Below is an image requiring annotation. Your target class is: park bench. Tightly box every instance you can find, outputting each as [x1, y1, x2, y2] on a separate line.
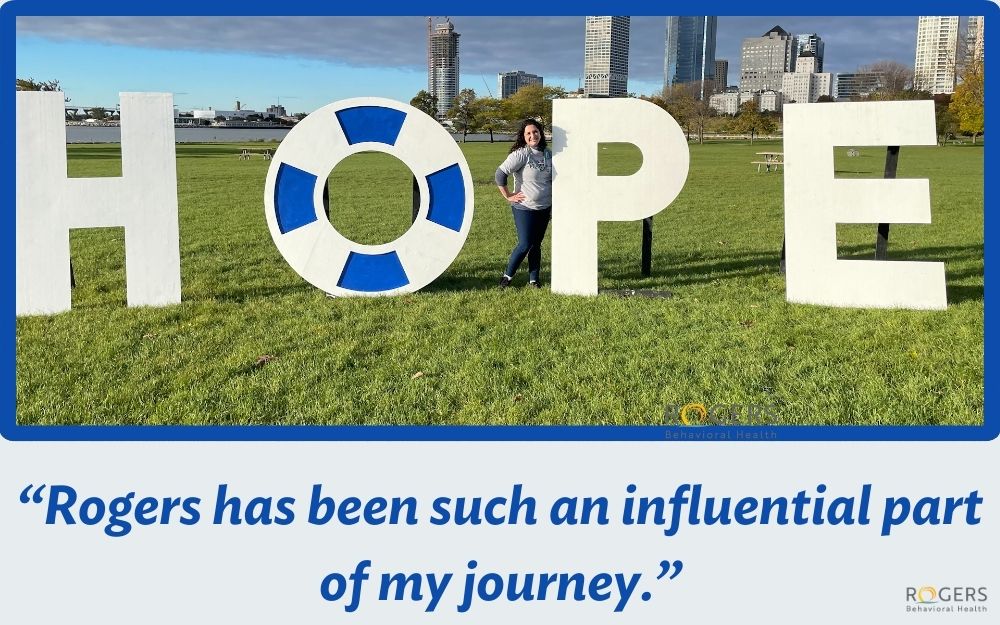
[238, 148, 273, 160]
[752, 151, 783, 172]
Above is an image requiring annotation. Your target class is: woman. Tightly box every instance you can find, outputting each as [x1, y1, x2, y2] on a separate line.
[495, 118, 552, 288]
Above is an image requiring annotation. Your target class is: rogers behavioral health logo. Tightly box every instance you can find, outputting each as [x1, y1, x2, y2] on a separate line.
[663, 402, 781, 440]
[905, 586, 989, 614]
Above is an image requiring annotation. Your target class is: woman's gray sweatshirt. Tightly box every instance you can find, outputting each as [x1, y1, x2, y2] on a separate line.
[494, 146, 552, 210]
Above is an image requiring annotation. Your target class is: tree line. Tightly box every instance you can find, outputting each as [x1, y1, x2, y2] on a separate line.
[19, 65, 982, 145]
[857, 59, 984, 144]
[410, 84, 567, 141]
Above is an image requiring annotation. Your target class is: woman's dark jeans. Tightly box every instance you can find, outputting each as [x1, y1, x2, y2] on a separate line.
[505, 205, 552, 282]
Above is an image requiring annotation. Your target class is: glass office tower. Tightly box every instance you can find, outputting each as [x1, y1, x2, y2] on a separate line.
[663, 16, 718, 99]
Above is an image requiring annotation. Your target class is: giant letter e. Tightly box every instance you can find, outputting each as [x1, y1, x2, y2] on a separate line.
[784, 101, 946, 309]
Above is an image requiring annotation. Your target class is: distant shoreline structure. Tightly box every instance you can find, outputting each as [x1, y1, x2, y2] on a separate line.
[64, 125, 517, 144]
[66, 121, 290, 129]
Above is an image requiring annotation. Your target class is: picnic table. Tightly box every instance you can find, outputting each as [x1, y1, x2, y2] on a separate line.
[752, 151, 783, 172]
[238, 148, 273, 160]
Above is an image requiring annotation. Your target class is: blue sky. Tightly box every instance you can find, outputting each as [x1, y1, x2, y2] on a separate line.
[15, 15, 927, 114]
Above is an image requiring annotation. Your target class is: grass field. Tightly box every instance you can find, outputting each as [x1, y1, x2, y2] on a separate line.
[15, 139, 984, 426]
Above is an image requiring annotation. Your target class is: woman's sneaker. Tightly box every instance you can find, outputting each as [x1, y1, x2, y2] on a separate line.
[498, 276, 512, 288]
[529, 280, 542, 289]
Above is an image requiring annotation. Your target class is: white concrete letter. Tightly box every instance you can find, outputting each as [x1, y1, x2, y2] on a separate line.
[16, 92, 181, 316]
[783, 101, 945, 309]
[550, 98, 689, 295]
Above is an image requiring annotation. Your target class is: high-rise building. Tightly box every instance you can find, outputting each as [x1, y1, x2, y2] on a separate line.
[663, 16, 718, 99]
[714, 59, 729, 93]
[781, 51, 832, 103]
[966, 15, 984, 62]
[834, 72, 883, 101]
[498, 71, 543, 99]
[739, 25, 798, 94]
[796, 33, 825, 72]
[913, 16, 960, 94]
[584, 16, 630, 97]
[428, 18, 460, 117]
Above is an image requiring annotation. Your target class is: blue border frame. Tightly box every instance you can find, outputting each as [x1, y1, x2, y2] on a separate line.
[3, 0, 994, 441]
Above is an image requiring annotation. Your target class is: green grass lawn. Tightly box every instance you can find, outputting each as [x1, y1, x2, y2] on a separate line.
[15, 140, 984, 426]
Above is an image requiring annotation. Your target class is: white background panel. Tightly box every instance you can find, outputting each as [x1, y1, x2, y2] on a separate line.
[1, 439, 995, 623]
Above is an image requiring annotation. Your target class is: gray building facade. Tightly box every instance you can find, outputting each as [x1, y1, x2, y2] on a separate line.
[835, 72, 883, 100]
[498, 71, 543, 99]
[428, 18, 460, 117]
[739, 25, 798, 94]
[715, 59, 729, 93]
[584, 16, 630, 97]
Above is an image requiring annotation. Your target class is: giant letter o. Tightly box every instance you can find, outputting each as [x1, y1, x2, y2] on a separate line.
[264, 97, 474, 296]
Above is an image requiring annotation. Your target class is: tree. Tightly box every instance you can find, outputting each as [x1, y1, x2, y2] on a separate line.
[935, 102, 959, 144]
[16, 77, 62, 91]
[89, 107, 107, 121]
[409, 90, 438, 118]
[447, 88, 480, 141]
[949, 58, 984, 143]
[861, 60, 913, 94]
[660, 84, 696, 139]
[816, 95, 835, 103]
[687, 99, 714, 144]
[502, 84, 566, 129]
[474, 97, 506, 143]
[854, 61, 928, 103]
[653, 81, 715, 143]
[731, 101, 775, 145]
[16, 77, 70, 102]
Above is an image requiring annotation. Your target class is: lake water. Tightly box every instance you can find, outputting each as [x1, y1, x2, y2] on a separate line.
[65, 126, 514, 144]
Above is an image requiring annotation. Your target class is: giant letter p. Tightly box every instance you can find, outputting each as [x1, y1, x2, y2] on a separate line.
[550, 99, 689, 295]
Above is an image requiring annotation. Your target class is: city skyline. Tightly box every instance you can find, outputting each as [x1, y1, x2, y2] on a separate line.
[16, 16, 922, 113]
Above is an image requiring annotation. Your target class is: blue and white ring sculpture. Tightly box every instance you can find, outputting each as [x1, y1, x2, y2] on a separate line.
[264, 97, 474, 296]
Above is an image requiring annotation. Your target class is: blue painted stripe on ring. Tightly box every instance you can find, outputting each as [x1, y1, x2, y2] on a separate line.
[337, 251, 410, 292]
[335, 106, 407, 145]
[425, 163, 464, 232]
[275, 163, 319, 234]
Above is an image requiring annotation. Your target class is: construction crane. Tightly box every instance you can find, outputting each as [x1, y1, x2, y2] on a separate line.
[481, 76, 494, 98]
